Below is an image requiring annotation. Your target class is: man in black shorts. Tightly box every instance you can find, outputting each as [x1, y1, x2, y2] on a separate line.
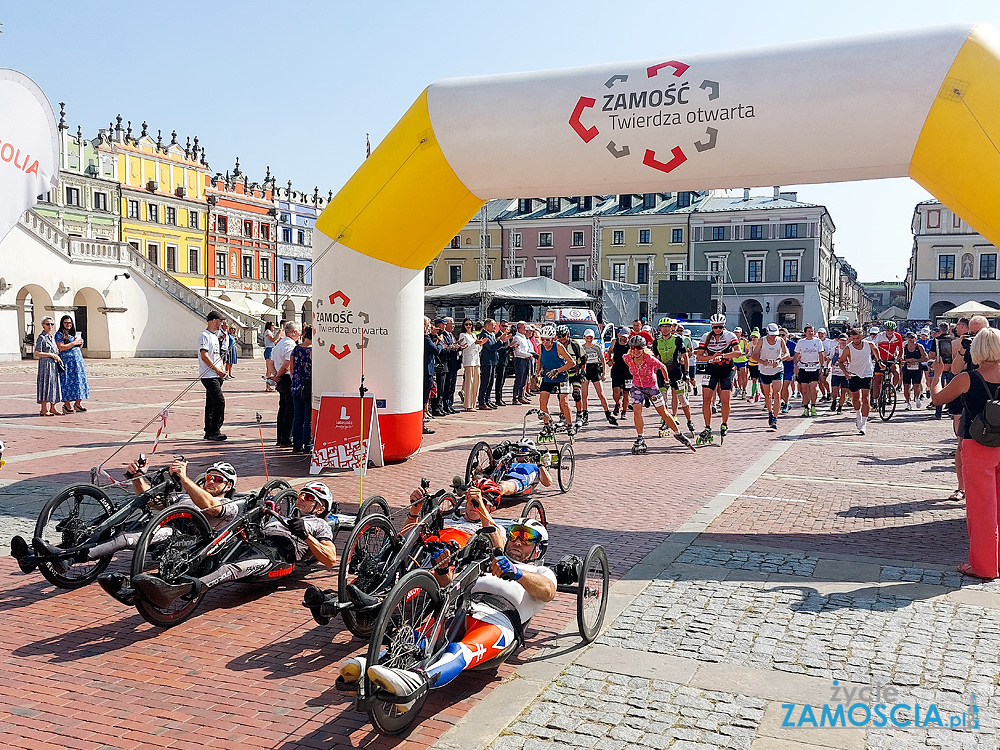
[556, 325, 587, 429]
[695, 313, 739, 443]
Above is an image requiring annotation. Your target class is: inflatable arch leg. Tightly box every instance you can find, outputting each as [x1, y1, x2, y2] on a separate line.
[312, 23, 1000, 461]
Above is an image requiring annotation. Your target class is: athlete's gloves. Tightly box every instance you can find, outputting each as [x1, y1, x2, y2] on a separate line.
[288, 517, 309, 541]
[495, 555, 522, 581]
[545, 369, 560, 379]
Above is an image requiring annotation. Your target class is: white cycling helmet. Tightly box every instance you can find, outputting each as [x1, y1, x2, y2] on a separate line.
[297, 481, 333, 515]
[505, 517, 548, 562]
[540, 325, 557, 339]
[207, 461, 238, 485]
[709, 313, 727, 325]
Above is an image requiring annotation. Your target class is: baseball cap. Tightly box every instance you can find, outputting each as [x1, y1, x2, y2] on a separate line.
[766, 323, 779, 334]
[869, 326, 880, 334]
[433, 318, 446, 325]
[817, 327, 827, 333]
[584, 328, 595, 338]
[734, 327, 742, 333]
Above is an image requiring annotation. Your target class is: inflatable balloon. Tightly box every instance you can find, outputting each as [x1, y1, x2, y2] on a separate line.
[312, 22, 1000, 461]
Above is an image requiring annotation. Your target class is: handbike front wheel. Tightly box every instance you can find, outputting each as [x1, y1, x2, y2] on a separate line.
[366, 569, 442, 735]
[34, 484, 116, 589]
[557, 443, 575, 492]
[465, 441, 495, 485]
[131, 505, 212, 627]
[255, 478, 292, 508]
[339, 514, 399, 638]
[520, 498, 547, 528]
[358, 495, 391, 520]
[577, 544, 609, 643]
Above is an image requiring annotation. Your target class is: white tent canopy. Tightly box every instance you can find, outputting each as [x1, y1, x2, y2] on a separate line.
[424, 276, 594, 304]
[877, 305, 909, 320]
[939, 301, 1000, 319]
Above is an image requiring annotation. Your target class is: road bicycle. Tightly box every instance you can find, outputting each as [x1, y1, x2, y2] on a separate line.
[876, 360, 898, 421]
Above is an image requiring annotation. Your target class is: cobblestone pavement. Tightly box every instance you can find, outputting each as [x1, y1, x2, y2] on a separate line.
[1, 362, 993, 750]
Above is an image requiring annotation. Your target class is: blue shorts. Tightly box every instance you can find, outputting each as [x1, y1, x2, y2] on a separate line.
[735, 361, 747, 369]
[831, 374, 849, 389]
[783, 366, 795, 381]
[505, 463, 540, 494]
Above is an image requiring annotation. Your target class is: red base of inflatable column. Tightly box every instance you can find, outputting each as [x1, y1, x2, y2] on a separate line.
[378, 411, 423, 463]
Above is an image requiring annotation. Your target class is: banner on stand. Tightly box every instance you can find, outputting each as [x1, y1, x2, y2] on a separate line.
[310, 393, 384, 475]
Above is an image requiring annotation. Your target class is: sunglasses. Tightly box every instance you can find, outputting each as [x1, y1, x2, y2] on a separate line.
[711, 325, 723, 329]
[629, 344, 645, 349]
[204, 473, 227, 484]
[508, 525, 542, 544]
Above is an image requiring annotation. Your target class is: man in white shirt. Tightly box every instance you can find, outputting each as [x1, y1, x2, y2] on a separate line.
[271, 321, 300, 447]
[199, 311, 228, 440]
[793, 324, 826, 417]
[511, 321, 535, 404]
[817, 328, 837, 402]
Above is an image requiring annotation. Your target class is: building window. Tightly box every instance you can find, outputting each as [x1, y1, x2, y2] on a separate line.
[710, 260, 719, 274]
[639, 229, 651, 245]
[539, 232, 553, 247]
[547, 197, 559, 212]
[297, 229, 305, 245]
[147, 242, 159, 265]
[296, 265, 306, 283]
[280, 212, 290, 223]
[539, 265, 553, 278]
[938, 254, 955, 280]
[748, 225, 763, 240]
[637, 262, 649, 284]
[612, 230, 624, 246]
[612, 262, 626, 283]
[643, 193, 655, 209]
[93, 192, 107, 211]
[572, 231, 584, 247]
[712, 226, 725, 241]
[571, 263, 586, 282]
[164, 206, 175, 225]
[425, 266, 434, 285]
[485, 264, 494, 280]
[512, 264, 524, 278]
[189, 248, 199, 274]
[283, 263, 292, 282]
[747, 259, 764, 283]
[282, 227, 291, 243]
[677, 192, 691, 208]
[127, 199, 139, 219]
[244, 220, 253, 237]
[259, 257, 270, 279]
[512, 232, 522, 249]
[189, 211, 199, 229]
[243, 256, 253, 278]
[618, 195, 632, 210]
[782, 258, 799, 282]
[518, 198, 531, 214]
[450, 265, 462, 284]
[217, 216, 227, 233]
[260, 224, 269, 241]
[216, 252, 227, 277]
[981, 253, 997, 280]
[65, 186, 80, 206]
[671, 228, 683, 244]
[484, 234, 491, 249]
[669, 262, 683, 280]
[127, 240, 140, 253]
[166, 245, 177, 272]
[148, 204, 159, 223]
[784, 224, 799, 239]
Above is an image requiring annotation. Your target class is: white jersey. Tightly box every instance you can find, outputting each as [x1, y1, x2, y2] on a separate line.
[472, 563, 557, 622]
[844, 341, 876, 378]
[795, 338, 824, 372]
[821, 339, 838, 362]
[757, 336, 785, 376]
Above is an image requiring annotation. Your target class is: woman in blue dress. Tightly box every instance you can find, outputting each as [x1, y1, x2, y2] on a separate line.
[34, 317, 63, 416]
[55, 315, 90, 412]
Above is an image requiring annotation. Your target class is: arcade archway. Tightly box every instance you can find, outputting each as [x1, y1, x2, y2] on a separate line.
[73, 287, 110, 358]
[16, 284, 53, 358]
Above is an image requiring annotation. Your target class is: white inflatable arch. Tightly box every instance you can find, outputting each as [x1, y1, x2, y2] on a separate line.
[312, 23, 1000, 461]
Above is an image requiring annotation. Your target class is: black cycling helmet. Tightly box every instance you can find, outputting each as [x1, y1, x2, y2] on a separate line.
[627, 334, 647, 349]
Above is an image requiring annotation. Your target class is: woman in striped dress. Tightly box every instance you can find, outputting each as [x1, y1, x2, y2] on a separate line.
[34, 317, 63, 416]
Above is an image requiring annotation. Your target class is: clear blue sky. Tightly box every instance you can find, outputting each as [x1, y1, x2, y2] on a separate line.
[4, 0, 999, 281]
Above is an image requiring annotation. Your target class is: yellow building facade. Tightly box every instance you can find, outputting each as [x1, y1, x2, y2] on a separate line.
[97, 123, 211, 289]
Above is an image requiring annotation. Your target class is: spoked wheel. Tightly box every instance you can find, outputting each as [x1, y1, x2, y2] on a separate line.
[577, 544, 609, 643]
[131, 506, 212, 627]
[255, 478, 292, 507]
[358, 495, 391, 520]
[520, 498, 547, 528]
[878, 382, 897, 421]
[465, 441, 495, 485]
[557, 443, 575, 492]
[269, 489, 299, 518]
[34, 484, 117, 588]
[366, 570, 442, 735]
[339, 514, 400, 638]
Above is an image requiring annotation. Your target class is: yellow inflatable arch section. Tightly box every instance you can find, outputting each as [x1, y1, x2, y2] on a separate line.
[312, 23, 1000, 461]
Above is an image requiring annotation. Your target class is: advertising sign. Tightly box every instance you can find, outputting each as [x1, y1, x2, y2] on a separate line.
[310, 393, 384, 475]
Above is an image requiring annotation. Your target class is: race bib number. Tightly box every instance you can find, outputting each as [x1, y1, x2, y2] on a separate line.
[625, 379, 633, 389]
[906, 361, 919, 370]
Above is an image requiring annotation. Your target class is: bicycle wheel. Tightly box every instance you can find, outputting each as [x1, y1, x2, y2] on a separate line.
[269, 489, 298, 518]
[878, 382, 897, 421]
[577, 545, 609, 643]
[131, 506, 212, 627]
[519, 498, 547, 528]
[255, 478, 292, 507]
[359, 495, 391, 520]
[557, 443, 575, 492]
[465, 441, 495, 485]
[34, 484, 117, 589]
[339, 514, 400, 638]
[366, 570, 442, 735]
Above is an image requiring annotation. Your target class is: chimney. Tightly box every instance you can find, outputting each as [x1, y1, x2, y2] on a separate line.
[773, 186, 781, 200]
[743, 188, 750, 201]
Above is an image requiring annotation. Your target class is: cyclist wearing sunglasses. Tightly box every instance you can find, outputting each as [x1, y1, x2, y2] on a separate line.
[695, 313, 739, 444]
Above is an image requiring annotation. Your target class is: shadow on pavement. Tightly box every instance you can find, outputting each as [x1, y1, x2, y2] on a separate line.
[836, 495, 965, 518]
[12, 613, 160, 661]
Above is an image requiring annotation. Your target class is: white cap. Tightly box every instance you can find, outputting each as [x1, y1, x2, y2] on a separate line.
[817, 327, 827, 333]
[642, 325, 651, 332]
[766, 323, 779, 334]
[584, 328, 595, 338]
[869, 326, 880, 334]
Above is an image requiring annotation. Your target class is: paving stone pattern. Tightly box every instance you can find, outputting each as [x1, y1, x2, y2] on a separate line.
[676, 544, 818, 576]
[497, 665, 764, 750]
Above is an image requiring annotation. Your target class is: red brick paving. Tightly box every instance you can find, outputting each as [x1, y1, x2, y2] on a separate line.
[0, 361, 967, 747]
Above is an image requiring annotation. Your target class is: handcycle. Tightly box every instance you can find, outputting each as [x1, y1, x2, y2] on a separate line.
[309, 478, 547, 639]
[465, 409, 575, 493]
[7, 454, 269, 589]
[875, 359, 898, 421]
[126, 487, 387, 627]
[348, 525, 610, 734]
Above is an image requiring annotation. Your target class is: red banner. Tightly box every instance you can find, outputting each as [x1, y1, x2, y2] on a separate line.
[310, 393, 383, 475]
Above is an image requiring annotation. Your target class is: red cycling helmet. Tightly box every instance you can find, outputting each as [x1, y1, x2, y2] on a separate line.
[471, 478, 502, 512]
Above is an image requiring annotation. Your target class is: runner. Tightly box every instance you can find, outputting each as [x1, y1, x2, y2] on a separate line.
[746, 329, 761, 403]
[534, 325, 575, 435]
[580, 329, 617, 426]
[652, 317, 695, 438]
[607, 327, 632, 417]
[779, 328, 796, 414]
[837, 327, 880, 435]
[793, 324, 825, 417]
[829, 333, 851, 414]
[624, 335, 695, 454]
[695, 313, 740, 445]
[555, 325, 586, 429]
[750, 323, 789, 430]
[817, 328, 837, 402]
[901, 331, 928, 410]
